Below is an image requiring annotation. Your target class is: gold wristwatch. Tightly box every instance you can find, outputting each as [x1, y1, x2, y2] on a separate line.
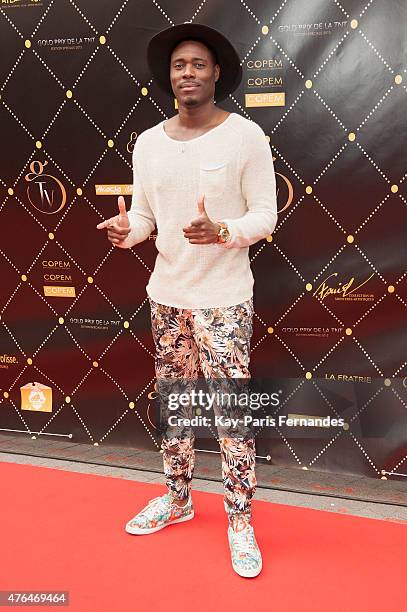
[216, 222, 231, 244]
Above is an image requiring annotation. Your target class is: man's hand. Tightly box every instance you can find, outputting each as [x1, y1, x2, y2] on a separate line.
[183, 196, 220, 244]
[96, 196, 131, 246]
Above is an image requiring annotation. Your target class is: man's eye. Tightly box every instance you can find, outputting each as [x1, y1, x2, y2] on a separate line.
[174, 63, 205, 69]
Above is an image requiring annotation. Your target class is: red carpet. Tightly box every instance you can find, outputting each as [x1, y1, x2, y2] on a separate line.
[1, 461, 405, 612]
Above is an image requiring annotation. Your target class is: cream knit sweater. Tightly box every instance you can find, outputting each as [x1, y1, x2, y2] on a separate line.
[120, 112, 277, 308]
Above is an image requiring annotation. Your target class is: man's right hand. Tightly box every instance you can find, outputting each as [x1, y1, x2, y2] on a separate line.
[96, 196, 130, 246]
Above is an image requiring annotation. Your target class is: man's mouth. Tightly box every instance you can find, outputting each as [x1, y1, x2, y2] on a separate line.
[180, 84, 200, 91]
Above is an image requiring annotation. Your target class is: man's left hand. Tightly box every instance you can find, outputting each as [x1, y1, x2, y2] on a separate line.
[183, 196, 219, 244]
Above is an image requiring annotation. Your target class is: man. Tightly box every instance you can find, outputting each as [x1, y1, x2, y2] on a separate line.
[97, 23, 277, 578]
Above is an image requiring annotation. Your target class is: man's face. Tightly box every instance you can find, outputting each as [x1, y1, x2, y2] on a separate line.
[170, 39, 220, 107]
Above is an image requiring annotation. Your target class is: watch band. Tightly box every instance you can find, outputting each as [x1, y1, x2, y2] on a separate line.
[217, 222, 231, 244]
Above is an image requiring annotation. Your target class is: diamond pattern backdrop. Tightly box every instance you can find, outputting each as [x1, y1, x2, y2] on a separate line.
[0, 0, 406, 480]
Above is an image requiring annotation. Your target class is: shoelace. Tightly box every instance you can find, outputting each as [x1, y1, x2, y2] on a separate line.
[231, 527, 257, 554]
[139, 495, 169, 519]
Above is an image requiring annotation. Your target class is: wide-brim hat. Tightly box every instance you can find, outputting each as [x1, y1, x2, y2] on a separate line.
[147, 23, 242, 102]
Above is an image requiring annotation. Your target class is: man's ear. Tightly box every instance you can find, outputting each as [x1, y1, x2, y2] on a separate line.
[214, 63, 220, 83]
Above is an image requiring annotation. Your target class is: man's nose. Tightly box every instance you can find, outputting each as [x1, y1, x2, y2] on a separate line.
[182, 63, 196, 78]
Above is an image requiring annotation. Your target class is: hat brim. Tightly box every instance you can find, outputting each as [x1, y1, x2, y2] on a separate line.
[147, 23, 242, 103]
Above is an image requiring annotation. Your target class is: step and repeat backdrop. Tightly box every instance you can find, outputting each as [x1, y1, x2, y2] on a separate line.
[0, 0, 406, 480]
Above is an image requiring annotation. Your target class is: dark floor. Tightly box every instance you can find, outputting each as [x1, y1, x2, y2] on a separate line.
[2, 451, 406, 523]
[0, 432, 405, 506]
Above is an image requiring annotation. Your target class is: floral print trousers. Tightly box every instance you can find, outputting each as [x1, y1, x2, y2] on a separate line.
[149, 297, 257, 524]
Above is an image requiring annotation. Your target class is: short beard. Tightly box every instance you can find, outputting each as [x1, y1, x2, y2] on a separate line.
[183, 96, 200, 107]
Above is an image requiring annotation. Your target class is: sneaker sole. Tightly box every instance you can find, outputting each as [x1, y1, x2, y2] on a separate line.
[231, 559, 262, 578]
[125, 510, 195, 535]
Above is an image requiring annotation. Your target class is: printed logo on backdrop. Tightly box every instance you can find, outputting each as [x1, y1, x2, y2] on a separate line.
[127, 132, 138, 154]
[146, 383, 159, 431]
[278, 20, 348, 37]
[244, 54, 285, 108]
[245, 92, 285, 108]
[69, 317, 121, 332]
[42, 260, 76, 299]
[36, 36, 96, 52]
[273, 155, 294, 215]
[94, 131, 138, 195]
[246, 58, 283, 89]
[0, 353, 19, 369]
[1, 0, 43, 8]
[278, 273, 376, 340]
[95, 184, 133, 196]
[20, 382, 52, 413]
[313, 272, 375, 302]
[25, 161, 66, 215]
[280, 326, 344, 339]
[324, 373, 372, 383]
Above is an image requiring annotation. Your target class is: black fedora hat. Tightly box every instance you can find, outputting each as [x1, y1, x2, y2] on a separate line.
[147, 23, 242, 102]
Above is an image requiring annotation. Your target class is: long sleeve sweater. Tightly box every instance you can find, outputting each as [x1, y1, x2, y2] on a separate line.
[119, 112, 278, 309]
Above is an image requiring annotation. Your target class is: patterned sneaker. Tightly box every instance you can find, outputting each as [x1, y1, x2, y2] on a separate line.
[125, 493, 194, 535]
[228, 523, 262, 578]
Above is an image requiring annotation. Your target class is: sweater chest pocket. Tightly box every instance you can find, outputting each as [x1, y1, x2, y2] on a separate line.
[199, 162, 228, 198]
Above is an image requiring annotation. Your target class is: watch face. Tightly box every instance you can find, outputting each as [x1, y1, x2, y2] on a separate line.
[217, 223, 230, 243]
[220, 227, 230, 242]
